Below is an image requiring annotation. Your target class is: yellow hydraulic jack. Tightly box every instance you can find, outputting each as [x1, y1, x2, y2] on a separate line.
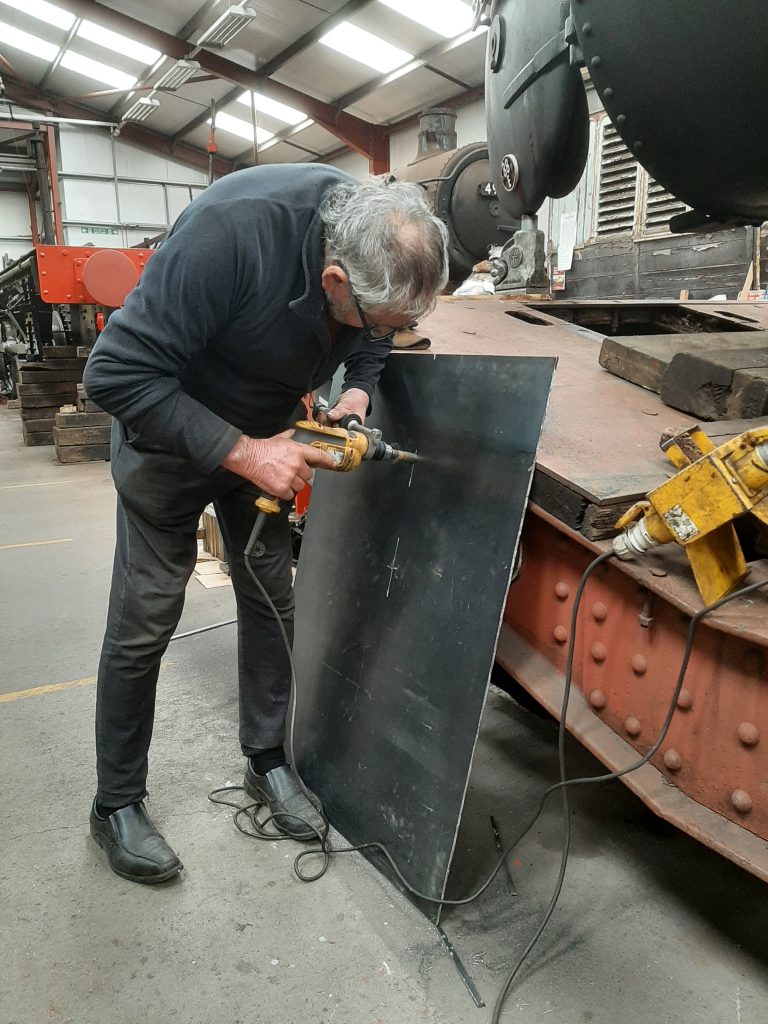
[613, 425, 768, 604]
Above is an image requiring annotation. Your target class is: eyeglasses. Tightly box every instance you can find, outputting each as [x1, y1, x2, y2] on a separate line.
[351, 294, 399, 343]
[335, 259, 406, 343]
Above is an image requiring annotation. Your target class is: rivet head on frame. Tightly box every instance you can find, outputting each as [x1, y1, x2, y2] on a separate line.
[737, 722, 760, 747]
[591, 642, 607, 663]
[603, 87, 614, 100]
[731, 789, 753, 814]
[663, 749, 682, 772]
[592, 602, 608, 622]
[591, 56, 602, 69]
[677, 688, 693, 710]
[624, 716, 641, 737]
[589, 689, 607, 710]
[555, 581, 570, 600]
[553, 625, 568, 644]
[616, 114, 627, 127]
[631, 654, 647, 675]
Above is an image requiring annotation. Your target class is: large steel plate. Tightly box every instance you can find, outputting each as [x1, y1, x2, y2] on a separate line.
[292, 352, 555, 917]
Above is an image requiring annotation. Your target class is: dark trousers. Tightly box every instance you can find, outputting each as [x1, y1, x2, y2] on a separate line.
[95, 426, 294, 806]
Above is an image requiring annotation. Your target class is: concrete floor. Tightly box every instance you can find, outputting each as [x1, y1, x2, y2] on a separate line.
[1, 403, 767, 1024]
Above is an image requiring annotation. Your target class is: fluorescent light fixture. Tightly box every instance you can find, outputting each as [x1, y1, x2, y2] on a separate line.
[196, 4, 258, 48]
[236, 91, 307, 126]
[60, 50, 137, 90]
[209, 111, 274, 144]
[77, 19, 161, 66]
[123, 96, 159, 123]
[0, 21, 59, 61]
[378, 0, 473, 38]
[155, 59, 201, 91]
[0, 0, 74, 31]
[320, 22, 414, 73]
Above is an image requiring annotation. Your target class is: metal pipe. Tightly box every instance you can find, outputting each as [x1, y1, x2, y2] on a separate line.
[30, 128, 55, 244]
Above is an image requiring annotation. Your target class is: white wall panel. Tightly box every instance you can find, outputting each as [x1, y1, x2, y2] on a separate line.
[455, 100, 487, 146]
[61, 178, 119, 223]
[58, 126, 114, 175]
[118, 182, 167, 225]
[0, 192, 33, 239]
[167, 185, 206, 224]
[328, 151, 369, 179]
[114, 140, 207, 184]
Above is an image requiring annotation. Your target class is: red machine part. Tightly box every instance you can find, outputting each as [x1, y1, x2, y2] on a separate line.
[500, 504, 768, 882]
[34, 244, 153, 306]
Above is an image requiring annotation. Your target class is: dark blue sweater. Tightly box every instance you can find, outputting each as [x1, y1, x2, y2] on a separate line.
[83, 164, 392, 473]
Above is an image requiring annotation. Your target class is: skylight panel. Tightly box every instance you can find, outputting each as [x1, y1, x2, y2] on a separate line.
[209, 112, 274, 145]
[0, 21, 59, 61]
[59, 50, 138, 90]
[236, 91, 308, 127]
[378, 0, 473, 38]
[0, 0, 74, 31]
[77, 20, 161, 66]
[320, 22, 414, 73]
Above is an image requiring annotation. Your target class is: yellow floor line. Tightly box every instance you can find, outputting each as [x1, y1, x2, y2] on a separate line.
[0, 479, 76, 490]
[0, 538, 72, 551]
[0, 676, 97, 704]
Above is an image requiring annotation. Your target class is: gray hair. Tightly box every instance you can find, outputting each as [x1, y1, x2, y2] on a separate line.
[320, 178, 449, 320]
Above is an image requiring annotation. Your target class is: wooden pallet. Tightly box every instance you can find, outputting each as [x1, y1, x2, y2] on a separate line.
[54, 409, 111, 463]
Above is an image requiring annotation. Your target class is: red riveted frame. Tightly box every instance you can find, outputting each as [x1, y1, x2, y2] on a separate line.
[499, 504, 768, 882]
[34, 245, 154, 305]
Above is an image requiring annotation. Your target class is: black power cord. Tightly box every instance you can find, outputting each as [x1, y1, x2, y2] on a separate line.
[198, 527, 768, 1021]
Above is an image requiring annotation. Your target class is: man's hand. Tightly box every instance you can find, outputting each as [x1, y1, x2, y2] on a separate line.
[324, 388, 369, 426]
[221, 431, 336, 500]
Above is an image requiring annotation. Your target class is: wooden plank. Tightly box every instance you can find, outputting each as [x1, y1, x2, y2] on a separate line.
[18, 393, 71, 408]
[661, 347, 768, 419]
[53, 425, 112, 445]
[17, 381, 78, 397]
[40, 346, 78, 359]
[55, 443, 111, 463]
[20, 404, 60, 419]
[19, 368, 85, 384]
[599, 331, 768, 392]
[23, 417, 59, 432]
[38, 358, 87, 371]
[55, 411, 112, 428]
[22, 429, 54, 446]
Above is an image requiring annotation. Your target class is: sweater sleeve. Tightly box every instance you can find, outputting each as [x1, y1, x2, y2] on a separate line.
[83, 200, 252, 473]
[341, 336, 393, 402]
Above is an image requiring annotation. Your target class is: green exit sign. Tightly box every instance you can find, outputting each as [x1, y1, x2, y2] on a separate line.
[80, 226, 120, 236]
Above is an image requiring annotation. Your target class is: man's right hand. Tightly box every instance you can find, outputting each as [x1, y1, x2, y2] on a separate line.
[221, 431, 336, 500]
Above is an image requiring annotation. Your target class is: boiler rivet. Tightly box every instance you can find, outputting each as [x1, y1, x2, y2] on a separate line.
[553, 625, 568, 644]
[624, 716, 641, 737]
[592, 602, 608, 622]
[591, 56, 602, 69]
[603, 87, 614, 99]
[631, 654, 647, 675]
[737, 722, 759, 746]
[591, 642, 607, 663]
[589, 689, 607, 710]
[582, 21, 593, 35]
[731, 789, 753, 814]
[677, 689, 693, 710]
[555, 581, 570, 600]
[616, 114, 627, 126]
[663, 749, 682, 772]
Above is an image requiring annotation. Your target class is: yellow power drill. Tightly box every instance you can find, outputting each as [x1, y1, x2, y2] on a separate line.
[254, 397, 419, 517]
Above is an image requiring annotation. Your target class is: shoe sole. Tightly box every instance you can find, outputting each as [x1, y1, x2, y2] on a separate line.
[91, 831, 183, 884]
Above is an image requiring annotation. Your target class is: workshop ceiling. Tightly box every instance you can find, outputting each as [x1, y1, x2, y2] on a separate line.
[0, 0, 487, 171]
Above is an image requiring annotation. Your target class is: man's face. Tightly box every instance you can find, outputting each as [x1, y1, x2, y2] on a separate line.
[322, 265, 414, 341]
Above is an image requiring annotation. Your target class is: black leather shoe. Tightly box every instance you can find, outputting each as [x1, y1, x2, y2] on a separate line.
[90, 800, 183, 884]
[243, 763, 326, 841]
